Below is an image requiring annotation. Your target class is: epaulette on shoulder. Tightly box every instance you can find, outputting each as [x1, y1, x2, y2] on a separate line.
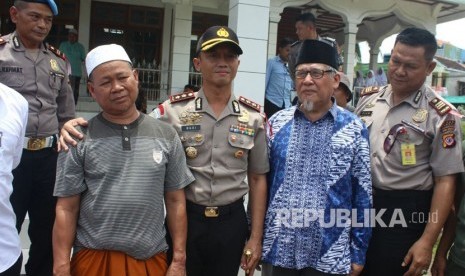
[169, 92, 195, 103]
[47, 44, 66, 61]
[360, 86, 380, 97]
[0, 37, 7, 46]
[429, 97, 452, 116]
[238, 96, 261, 112]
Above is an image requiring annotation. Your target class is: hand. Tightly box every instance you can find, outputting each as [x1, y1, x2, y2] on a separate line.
[349, 263, 364, 276]
[240, 239, 262, 276]
[166, 260, 186, 276]
[402, 239, 433, 276]
[58, 117, 87, 152]
[430, 254, 447, 276]
[53, 262, 71, 276]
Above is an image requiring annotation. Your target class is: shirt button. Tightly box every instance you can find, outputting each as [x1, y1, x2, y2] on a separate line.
[124, 137, 129, 141]
[372, 152, 377, 157]
[214, 145, 218, 148]
[123, 126, 128, 130]
[216, 123, 221, 127]
[381, 129, 385, 133]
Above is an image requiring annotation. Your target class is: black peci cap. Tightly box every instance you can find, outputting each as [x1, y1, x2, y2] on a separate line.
[196, 26, 243, 55]
[295, 39, 338, 69]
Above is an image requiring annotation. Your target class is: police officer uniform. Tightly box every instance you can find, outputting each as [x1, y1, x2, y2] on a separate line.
[355, 84, 464, 275]
[0, 24, 75, 276]
[151, 88, 269, 275]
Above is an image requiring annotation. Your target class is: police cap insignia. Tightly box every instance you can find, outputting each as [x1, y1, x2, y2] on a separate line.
[196, 26, 242, 55]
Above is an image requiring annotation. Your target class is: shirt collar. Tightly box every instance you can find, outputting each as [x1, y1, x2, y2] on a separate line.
[378, 84, 423, 108]
[195, 88, 241, 117]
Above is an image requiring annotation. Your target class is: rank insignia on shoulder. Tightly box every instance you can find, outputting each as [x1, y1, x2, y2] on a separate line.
[238, 96, 261, 112]
[360, 86, 380, 97]
[169, 92, 195, 103]
[47, 44, 66, 61]
[429, 97, 451, 116]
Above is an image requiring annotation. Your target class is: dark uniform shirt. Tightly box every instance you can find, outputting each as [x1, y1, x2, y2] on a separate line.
[0, 32, 75, 137]
[150, 88, 269, 206]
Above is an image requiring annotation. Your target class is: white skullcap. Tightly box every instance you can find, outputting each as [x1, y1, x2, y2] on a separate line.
[85, 44, 132, 77]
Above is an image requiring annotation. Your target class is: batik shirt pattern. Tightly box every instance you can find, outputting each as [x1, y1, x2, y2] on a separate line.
[262, 104, 372, 274]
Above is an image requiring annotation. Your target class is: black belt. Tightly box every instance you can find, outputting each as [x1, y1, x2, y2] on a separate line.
[186, 199, 244, 218]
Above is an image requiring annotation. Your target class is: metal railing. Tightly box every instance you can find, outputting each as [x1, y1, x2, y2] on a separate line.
[137, 68, 202, 103]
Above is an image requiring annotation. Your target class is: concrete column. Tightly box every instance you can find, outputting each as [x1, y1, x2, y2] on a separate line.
[267, 10, 281, 60]
[342, 20, 358, 84]
[229, 0, 270, 106]
[368, 43, 379, 71]
[170, 3, 193, 94]
[77, 0, 91, 99]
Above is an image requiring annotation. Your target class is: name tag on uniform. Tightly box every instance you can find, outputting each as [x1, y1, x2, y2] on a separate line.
[181, 125, 201, 132]
[401, 143, 416, 165]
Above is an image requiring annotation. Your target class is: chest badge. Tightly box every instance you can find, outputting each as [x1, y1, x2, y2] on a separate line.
[238, 109, 249, 123]
[50, 59, 59, 72]
[412, 109, 428, 123]
[185, 146, 198, 159]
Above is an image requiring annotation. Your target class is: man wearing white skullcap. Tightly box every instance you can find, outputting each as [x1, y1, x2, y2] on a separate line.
[52, 44, 194, 276]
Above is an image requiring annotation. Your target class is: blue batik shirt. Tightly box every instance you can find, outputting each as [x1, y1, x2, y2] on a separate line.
[265, 56, 293, 108]
[262, 103, 372, 274]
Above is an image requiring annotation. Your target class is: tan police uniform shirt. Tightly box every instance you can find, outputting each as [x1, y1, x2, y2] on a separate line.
[0, 32, 75, 137]
[355, 84, 464, 190]
[151, 88, 269, 206]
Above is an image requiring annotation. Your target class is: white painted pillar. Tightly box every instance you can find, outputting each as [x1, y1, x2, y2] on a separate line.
[368, 43, 379, 71]
[267, 10, 281, 60]
[342, 20, 358, 84]
[229, 0, 270, 106]
[170, 3, 193, 94]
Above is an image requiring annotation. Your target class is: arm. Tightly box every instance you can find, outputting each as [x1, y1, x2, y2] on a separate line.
[57, 118, 88, 152]
[240, 172, 267, 276]
[431, 175, 465, 276]
[403, 174, 456, 276]
[53, 195, 80, 276]
[265, 59, 273, 91]
[165, 188, 187, 276]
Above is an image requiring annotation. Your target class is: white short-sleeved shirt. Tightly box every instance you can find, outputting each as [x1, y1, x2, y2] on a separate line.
[0, 83, 28, 272]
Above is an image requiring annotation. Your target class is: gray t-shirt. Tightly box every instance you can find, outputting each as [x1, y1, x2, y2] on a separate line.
[54, 113, 194, 260]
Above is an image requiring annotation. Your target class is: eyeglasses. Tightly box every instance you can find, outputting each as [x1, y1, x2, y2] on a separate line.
[295, 68, 334, 79]
[383, 124, 408, 154]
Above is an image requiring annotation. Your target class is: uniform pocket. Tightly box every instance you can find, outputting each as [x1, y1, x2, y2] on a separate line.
[49, 71, 64, 91]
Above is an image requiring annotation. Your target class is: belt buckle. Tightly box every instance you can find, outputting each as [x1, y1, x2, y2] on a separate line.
[27, 138, 46, 150]
[204, 207, 219, 217]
